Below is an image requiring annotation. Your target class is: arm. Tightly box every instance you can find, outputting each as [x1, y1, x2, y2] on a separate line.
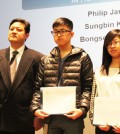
[89, 75, 97, 124]
[64, 53, 93, 120]
[30, 57, 49, 119]
[80, 53, 93, 114]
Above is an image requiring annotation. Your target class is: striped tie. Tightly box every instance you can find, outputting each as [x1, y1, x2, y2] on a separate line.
[10, 51, 18, 82]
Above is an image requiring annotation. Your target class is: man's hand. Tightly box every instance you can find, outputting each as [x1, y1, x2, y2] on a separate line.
[35, 109, 49, 119]
[64, 109, 83, 120]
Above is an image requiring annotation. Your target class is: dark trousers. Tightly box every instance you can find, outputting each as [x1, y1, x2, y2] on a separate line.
[0, 131, 35, 134]
[96, 127, 116, 134]
[48, 115, 84, 134]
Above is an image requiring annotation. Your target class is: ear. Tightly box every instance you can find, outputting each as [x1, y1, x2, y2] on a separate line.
[71, 31, 74, 37]
[25, 33, 29, 39]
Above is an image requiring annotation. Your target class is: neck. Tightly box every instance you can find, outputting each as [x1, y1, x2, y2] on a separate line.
[110, 57, 120, 67]
[59, 44, 72, 58]
[11, 43, 24, 50]
[118, 67, 120, 74]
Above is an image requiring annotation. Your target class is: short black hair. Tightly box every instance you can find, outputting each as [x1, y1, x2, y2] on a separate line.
[9, 18, 30, 33]
[52, 17, 73, 31]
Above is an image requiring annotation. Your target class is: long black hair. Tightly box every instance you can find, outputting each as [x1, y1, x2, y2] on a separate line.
[101, 29, 120, 75]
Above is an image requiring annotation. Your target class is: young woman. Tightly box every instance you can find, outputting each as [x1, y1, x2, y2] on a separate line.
[89, 29, 120, 134]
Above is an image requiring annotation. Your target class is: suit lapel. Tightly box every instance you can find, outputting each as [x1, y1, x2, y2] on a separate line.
[0, 48, 11, 89]
[11, 48, 34, 93]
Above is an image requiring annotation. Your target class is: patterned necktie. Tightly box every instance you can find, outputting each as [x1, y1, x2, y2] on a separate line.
[10, 51, 18, 82]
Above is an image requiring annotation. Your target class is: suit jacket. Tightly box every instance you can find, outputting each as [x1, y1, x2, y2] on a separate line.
[0, 47, 44, 132]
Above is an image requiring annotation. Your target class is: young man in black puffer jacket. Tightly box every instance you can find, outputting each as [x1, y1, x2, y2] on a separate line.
[31, 17, 93, 134]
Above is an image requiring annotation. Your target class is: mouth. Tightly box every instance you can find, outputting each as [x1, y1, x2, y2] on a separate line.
[110, 50, 117, 53]
[10, 35, 17, 38]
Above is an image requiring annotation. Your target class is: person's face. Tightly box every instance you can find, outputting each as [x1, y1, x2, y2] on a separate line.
[8, 22, 29, 45]
[52, 25, 74, 47]
[107, 36, 120, 58]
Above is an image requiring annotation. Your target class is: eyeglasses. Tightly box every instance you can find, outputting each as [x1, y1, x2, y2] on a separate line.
[51, 30, 71, 36]
[107, 41, 120, 48]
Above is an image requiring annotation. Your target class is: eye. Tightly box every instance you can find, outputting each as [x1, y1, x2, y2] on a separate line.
[60, 30, 65, 34]
[54, 31, 58, 34]
[114, 41, 119, 44]
[17, 28, 22, 32]
[10, 27, 14, 31]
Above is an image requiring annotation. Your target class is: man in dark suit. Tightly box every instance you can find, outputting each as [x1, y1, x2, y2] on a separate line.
[0, 18, 44, 134]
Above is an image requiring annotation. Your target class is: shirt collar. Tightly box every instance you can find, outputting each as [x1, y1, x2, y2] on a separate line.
[10, 45, 25, 56]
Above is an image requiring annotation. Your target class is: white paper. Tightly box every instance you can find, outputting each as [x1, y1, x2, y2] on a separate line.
[93, 97, 120, 126]
[41, 86, 76, 114]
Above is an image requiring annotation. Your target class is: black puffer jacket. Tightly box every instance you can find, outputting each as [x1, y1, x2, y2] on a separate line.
[31, 46, 93, 116]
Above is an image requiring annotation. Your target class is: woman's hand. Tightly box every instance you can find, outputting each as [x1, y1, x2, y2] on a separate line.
[113, 125, 120, 133]
[98, 125, 110, 131]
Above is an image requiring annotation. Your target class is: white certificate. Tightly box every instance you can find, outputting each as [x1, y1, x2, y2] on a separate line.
[93, 97, 120, 126]
[41, 86, 76, 114]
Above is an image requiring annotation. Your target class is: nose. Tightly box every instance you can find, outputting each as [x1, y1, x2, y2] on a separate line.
[111, 43, 115, 47]
[13, 29, 17, 32]
[57, 32, 62, 36]
[11, 28, 17, 33]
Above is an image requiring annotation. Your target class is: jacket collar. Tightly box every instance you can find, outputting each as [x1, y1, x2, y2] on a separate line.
[50, 45, 84, 57]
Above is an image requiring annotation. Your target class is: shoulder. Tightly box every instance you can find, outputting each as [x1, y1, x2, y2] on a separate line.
[41, 53, 52, 63]
[94, 67, 102, 77]
[0, 48, 7, 54]
[72, 46, 84, 53]
[27, 48, 44, 58]
[0, 48, 8, 57]
[26, 48, 44, 62]
[41, 47, 58, 60]
[72, 46, 89, 57]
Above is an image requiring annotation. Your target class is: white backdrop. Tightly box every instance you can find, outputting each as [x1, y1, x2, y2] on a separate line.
[0, 0, 120, 70]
